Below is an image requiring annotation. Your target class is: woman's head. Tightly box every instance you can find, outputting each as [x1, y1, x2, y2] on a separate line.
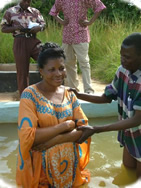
[38, 42, 66, 69]
[38, 42, 66, 87]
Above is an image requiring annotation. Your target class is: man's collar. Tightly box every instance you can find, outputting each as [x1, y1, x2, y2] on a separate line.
[121, 65, 141, 77]
[128, 67, 141, 78]
[17, 4, 33, 13]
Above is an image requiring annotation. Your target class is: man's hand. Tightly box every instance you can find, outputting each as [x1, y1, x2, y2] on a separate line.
[79, 19, 91, 27]
[61, 18, 69, 26]
[14, 25, 25, 31]
[68, 88, 79, 97]
[29, 26, 41, 33]
[77, 125, 95, 143]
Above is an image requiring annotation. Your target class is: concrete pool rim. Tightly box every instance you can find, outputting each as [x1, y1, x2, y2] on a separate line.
[0, 100, 118, 124]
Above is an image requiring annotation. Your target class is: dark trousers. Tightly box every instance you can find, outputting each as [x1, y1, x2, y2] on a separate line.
[13, 37, 41, 95]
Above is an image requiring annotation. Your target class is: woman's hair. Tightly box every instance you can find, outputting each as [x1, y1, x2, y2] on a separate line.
[122, 33, 141, 55]
[38, 42, 66, 69]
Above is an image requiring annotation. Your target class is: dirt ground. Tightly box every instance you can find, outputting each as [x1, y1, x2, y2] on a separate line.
[0, 75, 107, 102]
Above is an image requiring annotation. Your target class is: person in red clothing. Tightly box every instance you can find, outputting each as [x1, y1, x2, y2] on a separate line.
[1, 0, 45, 96]
[50, 0, 106, 94]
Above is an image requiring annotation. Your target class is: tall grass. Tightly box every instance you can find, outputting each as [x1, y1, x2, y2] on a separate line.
[0, 32, 14, 63]
[89, 17, 141, 83]
[0, 17, 140, 83]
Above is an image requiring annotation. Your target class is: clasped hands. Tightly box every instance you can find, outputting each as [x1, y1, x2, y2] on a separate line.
[32, 120, 97, 152]
[14, 25, 41, 33]
[60, 120, 97, 144]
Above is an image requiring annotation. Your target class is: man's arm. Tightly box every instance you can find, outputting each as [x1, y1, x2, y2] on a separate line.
[77, 110, 141, 143]
[53, 15, 69, 26]
[77, 93, 111, 103]
[69, 88, 112, 103]
[79, 11, 101, 27]
[95, 110, 141, 132]
[29, 9, 46, 34]
[79, 0, 106, 27]
[1, 24, 24, 33]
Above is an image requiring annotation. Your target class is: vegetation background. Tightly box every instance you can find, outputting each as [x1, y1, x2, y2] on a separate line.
[0, 0, 141, 83]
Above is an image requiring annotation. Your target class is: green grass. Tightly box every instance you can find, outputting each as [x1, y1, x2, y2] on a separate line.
[89, 17, 141, 83]
[0, 18, 141, 83]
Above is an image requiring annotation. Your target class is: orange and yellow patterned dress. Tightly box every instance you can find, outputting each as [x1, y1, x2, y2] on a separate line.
[16, 85, 91, 188]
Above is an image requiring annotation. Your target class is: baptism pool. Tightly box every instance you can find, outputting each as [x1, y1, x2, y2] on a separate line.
[0, 117, 138, 188]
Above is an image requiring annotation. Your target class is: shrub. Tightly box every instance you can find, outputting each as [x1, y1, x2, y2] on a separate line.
[0, 0, 140, 22]
[101, 0, 141, 21]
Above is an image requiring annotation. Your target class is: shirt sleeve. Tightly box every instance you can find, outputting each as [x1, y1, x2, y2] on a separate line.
[69, 91, 90, 169]
[49, 0, 62, 16]
[70, 91, 88, 126]
[104, 67, 121, 101]
[33, 8, 46, 27]
[18, 88, 38, 160]
[133, 97, 141, 111]
[0, 9, 12, 26]
[88, 0, 106, 13]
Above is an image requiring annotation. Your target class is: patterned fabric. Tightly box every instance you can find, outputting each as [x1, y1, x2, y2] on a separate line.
[104, 65, 141, 160]
[49, 0, 106, 44]
[1, 4, 45, 37]
[16, 85, 91, 188]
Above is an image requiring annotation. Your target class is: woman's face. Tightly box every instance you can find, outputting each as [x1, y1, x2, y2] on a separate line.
[40, 57, 66, 87]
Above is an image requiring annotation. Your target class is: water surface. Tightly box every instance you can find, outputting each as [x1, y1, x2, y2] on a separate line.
[0, 118, 137, 187]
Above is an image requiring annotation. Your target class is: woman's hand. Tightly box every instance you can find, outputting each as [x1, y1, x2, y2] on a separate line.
[64, 120, 75, 132]
[32, 129, 82, 151]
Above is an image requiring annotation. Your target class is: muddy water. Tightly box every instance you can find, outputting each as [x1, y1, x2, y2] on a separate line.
[87, 118, 137, 188]
[0, 123, 18, 187]
[0, 118, 138, 187]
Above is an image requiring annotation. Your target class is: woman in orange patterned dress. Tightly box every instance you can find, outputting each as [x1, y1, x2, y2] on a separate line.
[16, 42, 91, 188]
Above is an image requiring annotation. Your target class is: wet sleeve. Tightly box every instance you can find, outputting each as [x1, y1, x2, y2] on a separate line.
[18, 88, 38, 160]
[70, 92, 88, 127]
[70, 91, 91, 169]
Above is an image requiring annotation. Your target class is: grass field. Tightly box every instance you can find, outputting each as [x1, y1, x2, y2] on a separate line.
[0, 18, 141, 83]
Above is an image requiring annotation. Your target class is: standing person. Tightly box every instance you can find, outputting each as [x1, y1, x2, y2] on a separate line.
[49, 0, 106, 94]
[16, 42, 91, 187]
[1, 0, 45, 96]
[70, 33, 141, 178]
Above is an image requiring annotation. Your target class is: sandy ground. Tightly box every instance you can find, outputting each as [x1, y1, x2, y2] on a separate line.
[0, 75, 107, 102]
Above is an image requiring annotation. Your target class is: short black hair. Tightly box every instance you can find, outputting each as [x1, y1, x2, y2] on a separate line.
[38, 42, 66, 69]
[122, 33, 141, 55]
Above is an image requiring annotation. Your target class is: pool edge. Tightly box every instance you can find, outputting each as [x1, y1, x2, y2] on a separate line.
[0, 100, 118, 123]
